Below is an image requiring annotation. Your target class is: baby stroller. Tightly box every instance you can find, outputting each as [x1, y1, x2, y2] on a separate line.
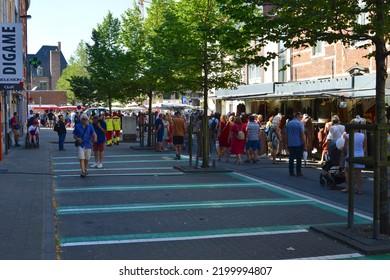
[319, 139, 345, 189]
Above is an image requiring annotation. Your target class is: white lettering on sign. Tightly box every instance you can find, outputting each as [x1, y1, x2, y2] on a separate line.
[0, 23, 23, 83]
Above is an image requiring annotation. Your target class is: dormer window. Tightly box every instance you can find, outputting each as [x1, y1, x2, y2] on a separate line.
[37, 66, 43, 76]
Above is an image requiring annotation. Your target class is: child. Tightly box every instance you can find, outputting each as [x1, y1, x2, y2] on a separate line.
[28, 120, 40, 146]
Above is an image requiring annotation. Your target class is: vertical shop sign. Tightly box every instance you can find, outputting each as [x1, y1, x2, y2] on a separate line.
[0, 23, 23, 84]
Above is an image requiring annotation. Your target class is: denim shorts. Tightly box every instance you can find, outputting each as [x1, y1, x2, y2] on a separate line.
[246, 140, 259, 151]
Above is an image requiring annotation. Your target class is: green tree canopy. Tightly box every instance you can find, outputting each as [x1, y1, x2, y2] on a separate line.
[86, 11, 126, 113]
[56, 41, 90, 104]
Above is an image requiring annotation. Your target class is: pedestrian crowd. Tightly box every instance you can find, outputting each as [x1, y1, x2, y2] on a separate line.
[182, 110, 372, 196]
[9, 107, 377, 195]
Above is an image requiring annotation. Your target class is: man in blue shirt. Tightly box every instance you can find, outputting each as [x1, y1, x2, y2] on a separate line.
[286, 112, 307, 176]
[90, 115, 107, 169]
[155, 113, 164, 151]
[73, 114, 97, 178]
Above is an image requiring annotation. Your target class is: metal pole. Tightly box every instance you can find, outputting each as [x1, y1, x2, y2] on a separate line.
[373, 126, 380, 238]
[4, 90, 8, 155]
[347, 130, 354, 229]
[188, 117, 193, 167]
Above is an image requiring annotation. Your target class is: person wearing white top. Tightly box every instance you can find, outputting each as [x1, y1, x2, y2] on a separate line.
[327, 115, 345, 141]
[341, 118, 367, 194]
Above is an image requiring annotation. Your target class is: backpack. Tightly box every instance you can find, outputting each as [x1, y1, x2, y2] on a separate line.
[210, 119, 217, 134]
[267, 126, 274, 142]
[237, 130, 245, 140]
[53, 123, 59, 132]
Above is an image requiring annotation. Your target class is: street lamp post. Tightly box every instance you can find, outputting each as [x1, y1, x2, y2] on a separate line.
[20, 14, 31, 129]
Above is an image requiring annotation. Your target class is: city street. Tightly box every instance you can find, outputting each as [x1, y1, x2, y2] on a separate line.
[1, 128, 389, 260]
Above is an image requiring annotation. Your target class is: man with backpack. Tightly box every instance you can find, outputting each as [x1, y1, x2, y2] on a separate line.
[10, 112, 21, 147]
[208, 112, 220, 154]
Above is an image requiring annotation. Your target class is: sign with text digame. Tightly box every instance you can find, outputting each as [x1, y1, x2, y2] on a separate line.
[0, 23, 23, 84]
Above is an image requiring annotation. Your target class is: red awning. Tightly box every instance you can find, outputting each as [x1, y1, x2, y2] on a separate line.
[31, 105, 59, 110]
[59, 105, 86, 111]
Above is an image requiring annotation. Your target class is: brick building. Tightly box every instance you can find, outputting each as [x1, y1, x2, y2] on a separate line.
[27, 41, 68, 92]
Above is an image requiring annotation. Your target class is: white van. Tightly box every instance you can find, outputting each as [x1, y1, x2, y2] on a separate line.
[84, 108, 106, 117]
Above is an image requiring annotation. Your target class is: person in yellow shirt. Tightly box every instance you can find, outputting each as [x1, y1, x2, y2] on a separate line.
[104, 112, 114, 146]
[112, 111, 121, 145]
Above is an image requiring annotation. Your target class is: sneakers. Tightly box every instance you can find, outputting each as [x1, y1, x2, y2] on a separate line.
[175, 154, 181, 160]
[91, 162, 103, 168]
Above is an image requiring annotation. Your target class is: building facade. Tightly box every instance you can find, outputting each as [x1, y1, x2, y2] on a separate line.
[215, 39, 389, 125]
[0, 0, 30, 159]
[27, 42, 68, 108]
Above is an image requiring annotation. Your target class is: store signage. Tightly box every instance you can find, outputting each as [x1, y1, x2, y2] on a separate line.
[0, 23, 23, 84]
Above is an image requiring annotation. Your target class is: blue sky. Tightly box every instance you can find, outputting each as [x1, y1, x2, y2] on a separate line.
[27, 0, 134, 61]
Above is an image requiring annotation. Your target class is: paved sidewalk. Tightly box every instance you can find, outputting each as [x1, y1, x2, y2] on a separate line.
[0, 128, 57, 259]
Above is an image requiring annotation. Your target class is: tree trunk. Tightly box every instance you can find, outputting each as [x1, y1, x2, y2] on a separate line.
[375, 37, 389, 234]
[147, 91, 153, 147]
[201, 44, 210, 168]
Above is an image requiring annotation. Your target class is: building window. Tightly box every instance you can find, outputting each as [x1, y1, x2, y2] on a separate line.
[248, 64, 261, 84]
[278, 41, 287, 82]
[39, 81, 47, 90]
[352, 0, 368, 47]
[278, 57, 286, 82]
[37, 66, 43, 76]
[312, 41, 323, 56]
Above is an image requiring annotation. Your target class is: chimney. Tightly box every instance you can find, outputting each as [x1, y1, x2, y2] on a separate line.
[57, 41, 61, 51]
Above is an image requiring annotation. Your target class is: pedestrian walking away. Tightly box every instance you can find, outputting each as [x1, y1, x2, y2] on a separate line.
[286, 112, 307, 176]
[341, 117, 367, 194]
[155, 113, 165, 152]
[217, 114, 231, 162]
[244, 115, 260, 163]
[73, 114, 97, 178]
[229, 116, 246, 164]
[172, 111, 186, 160]
[90, 115, 107, 169]
[54, 115, 67, 150]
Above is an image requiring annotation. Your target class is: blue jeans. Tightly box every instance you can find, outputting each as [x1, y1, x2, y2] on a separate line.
[58, 133, 66, 150]
[288, 145, 303, 175]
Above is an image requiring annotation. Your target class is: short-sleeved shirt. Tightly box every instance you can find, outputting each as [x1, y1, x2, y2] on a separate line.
[28, 125, 39, 135]
[246, 121, 260, 141]
[286, 118, 304, 147]
[92, 120, 107, 144]
[73, 124, 96, 149]
[327, 124, 345, 140]
[173, 117, 186, 137]
[155, 118, 164, 136]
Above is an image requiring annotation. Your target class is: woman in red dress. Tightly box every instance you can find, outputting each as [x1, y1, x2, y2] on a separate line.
[217, 114, 231, 162]
[229, 117, 246, 164]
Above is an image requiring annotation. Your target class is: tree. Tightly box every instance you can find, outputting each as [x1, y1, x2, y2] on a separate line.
[217, 0, 389, 233]
[56, 41, 90, 104]
[86, 11, 125, 114]
[149, 0, 246, 167]
[68, 76, 94, 106]
[120, 4, 150, 101]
